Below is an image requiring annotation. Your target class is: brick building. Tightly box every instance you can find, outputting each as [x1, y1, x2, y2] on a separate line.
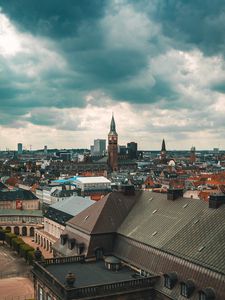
[33, 190, 224, 299]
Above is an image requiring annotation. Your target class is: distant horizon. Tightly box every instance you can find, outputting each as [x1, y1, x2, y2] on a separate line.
[1, 147, 224, 153]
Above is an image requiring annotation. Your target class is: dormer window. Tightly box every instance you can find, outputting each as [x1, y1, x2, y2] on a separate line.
[198, 288, 216, 300]
[180, 280, 195, 298]
[163, 272, 178, 289]
[77, 243, 85, 255]
[68, 238, 75, 250]
[60, 234, 68, 245]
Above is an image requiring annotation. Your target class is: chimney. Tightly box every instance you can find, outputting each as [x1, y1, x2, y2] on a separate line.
[118, 184, 135, 195]
[167, 188, 183, 201]
[209, 194, 225, 209]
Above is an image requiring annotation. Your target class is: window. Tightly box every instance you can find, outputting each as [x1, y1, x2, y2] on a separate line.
[198, 288, 216, 300]
[199, 293, 206, 300]
[38, 286, 43, 300]
[181, 283, 188, 297]
[180, 280, 195, 298]
[60, 234, 68, 245]
[164, 276, 172, 289]
[164, 273, 178, 289]
[68, 238, 75, 250]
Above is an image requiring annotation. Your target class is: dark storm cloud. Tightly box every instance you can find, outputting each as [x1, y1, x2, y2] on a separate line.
[1, 0, 107, 38]
[0, 0, 225, 131]
[133, 0, 225, 56]
[110, 77, 178, 103]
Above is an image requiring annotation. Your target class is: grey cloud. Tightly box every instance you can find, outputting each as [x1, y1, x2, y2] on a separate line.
[1, 0, 107, 38]
[133, 0, 225, 56]
[0, 0, 225, 134]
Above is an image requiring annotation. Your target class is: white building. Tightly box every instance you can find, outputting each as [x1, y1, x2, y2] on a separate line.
[73, 176, 111, 192]
[35, 195, 94, 253]
[36, 186, 61, 206]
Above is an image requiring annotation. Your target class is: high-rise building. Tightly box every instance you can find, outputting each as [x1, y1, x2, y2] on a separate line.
[17, 143, 23, 155]
[127, 142, 138, 159]
[90, 139, 106, 156]
[108, 115, 118, 171]
[94, 139, 106, 156]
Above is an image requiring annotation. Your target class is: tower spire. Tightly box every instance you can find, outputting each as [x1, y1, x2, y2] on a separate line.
[109, 114, 117, 134]
[161, 139, 166, 152]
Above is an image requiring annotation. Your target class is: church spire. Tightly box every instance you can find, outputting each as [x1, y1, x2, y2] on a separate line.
[161, 139, 166, 152]
[109, 114, 117, 135]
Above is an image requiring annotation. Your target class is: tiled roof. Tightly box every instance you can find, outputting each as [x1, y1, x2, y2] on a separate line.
[0, 188, 38, 201]
[67, 192, 137, 234]
[117, 191, 225, 274]
[118, 192, 206, 248]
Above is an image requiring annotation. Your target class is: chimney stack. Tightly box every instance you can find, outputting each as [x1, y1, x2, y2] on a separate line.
[167, 188, 183, 201]
[209, 194, 225, 209]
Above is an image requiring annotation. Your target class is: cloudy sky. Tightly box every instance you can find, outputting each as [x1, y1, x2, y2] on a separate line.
[1, 0, 225, 150]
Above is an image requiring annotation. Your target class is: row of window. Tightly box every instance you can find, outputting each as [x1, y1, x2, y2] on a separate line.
[164, 273, 216, 300]
[0, 216, 40, 223]
[60, 234, 85, 254]
[38, 286, 52, 300]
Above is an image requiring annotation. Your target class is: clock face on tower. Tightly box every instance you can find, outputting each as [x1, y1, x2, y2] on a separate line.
[109, 135, 117, 142]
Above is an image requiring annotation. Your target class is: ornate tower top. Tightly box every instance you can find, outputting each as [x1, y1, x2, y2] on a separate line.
[109, 114, 117, 135]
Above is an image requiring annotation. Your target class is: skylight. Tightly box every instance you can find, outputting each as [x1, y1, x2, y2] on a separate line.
[198, 246, 205, 252]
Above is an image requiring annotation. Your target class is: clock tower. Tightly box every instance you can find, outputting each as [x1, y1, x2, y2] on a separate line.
[108, 114, 118, 171]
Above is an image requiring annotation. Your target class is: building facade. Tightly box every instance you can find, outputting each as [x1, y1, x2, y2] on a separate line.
[36, 190, 225, 300]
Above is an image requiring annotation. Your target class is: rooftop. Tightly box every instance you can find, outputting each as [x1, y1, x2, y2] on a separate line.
[50, 196, 95, 216]
[74, 176, 111, 184]
[0, 188, 38, 201]
[46, 260, 136, 287]
[33, 256, 159, 299]
[116, 191, 225, 274]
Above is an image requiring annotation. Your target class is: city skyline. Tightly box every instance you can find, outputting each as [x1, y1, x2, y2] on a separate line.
[0, 1, 225, 150]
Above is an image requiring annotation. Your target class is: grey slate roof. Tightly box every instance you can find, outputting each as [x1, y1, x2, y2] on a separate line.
[117, 191, 225, 275]
[67, 192, 137, 234]
[0, 188, 38, 201]
[50, 196, 95, 216]
[51, 189, 74, 198]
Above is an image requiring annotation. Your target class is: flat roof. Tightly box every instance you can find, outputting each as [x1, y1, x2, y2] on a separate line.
[75, 177, 111, 184]
[46, 261, 136, 287]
